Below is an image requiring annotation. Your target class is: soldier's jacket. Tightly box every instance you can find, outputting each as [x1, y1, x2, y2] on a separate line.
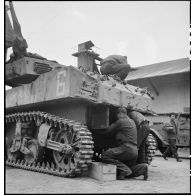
[105, 115, 137, 146]
[168, 118, 178, 139]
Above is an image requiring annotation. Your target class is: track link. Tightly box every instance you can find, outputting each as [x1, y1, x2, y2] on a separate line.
[6, 111, 94, 177]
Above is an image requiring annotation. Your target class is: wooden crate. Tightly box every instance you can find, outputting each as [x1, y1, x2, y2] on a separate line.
[88, 162, 116, 181]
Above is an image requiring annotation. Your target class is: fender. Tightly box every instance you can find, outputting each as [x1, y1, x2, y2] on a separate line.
[149, 128, 169, 153]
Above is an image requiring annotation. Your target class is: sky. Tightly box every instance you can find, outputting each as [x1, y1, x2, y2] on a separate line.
[5, 1, 190, 68]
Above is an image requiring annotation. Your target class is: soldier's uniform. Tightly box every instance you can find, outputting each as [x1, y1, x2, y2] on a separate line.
[128, 111, 150, 164]
[101, 108, 148, 180]
[163, 117, 182, 162]
[100, 55, 131, 80]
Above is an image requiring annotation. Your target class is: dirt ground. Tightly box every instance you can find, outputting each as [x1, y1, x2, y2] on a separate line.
[5, 156, 190, 194]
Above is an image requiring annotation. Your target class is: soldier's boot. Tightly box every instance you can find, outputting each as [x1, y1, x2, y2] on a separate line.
[162, 154, 168, 160]
[174, 153, 182, 162]
[117, 171, 127, 180]
[143, 165, 148, 180]
[162, 147, 169, 160]
[117, 167, 132, 180]
[126, 163, 149, 180]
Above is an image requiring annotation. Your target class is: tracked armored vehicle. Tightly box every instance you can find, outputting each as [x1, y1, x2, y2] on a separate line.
[5, 2, 160, 178]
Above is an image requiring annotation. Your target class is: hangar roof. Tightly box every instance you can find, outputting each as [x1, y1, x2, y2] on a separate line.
[126, 58, 190, 81]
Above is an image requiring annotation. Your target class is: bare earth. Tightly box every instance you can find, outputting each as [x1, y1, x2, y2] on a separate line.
[5, 157, 190, 194]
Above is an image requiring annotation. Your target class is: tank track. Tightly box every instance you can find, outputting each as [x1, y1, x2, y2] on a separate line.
[5, 111, 94, 177]
[145, 133, 157, 164]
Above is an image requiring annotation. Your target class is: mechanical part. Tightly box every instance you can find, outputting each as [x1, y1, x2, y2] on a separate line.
[53, 130, 77, 172]
[24, 139, 43, 164]
[6, 111, 94, 177]
[48, 128, 57, 141]
[145, 134, 157, 164]
[33, 62, 52, 74]
[20, 138, 32, 155]
[6, 1, 28, 54]
[7, 139, 21, 162]
[9, 135, 21, 153]
[38, 123, 51, 147]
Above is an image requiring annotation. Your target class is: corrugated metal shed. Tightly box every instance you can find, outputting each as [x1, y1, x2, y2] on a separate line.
[126, 58, 190, 81]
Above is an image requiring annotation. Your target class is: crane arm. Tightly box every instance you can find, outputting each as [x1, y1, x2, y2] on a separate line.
[6, 1, 28, 60]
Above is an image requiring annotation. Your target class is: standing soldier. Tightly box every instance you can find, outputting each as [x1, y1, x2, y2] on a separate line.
[128, 110, 150, 164]
[162, 113, 182, 162]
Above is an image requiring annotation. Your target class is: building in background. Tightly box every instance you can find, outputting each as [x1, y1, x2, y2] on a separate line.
[126, 58, 190, 146]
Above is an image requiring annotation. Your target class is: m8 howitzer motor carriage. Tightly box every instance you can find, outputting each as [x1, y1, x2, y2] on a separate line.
[5, 2, 161, 178]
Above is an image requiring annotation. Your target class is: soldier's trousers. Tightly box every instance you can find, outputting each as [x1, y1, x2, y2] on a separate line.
[136, 122, 150, 164]
[128, 163, 148, 178]
[101, 143, 138, 176]
[164, 138, 179, 158]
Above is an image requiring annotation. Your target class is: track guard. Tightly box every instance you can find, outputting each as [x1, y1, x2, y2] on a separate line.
[149, 128, 169, 153]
